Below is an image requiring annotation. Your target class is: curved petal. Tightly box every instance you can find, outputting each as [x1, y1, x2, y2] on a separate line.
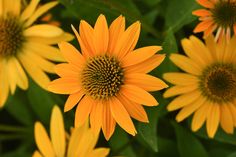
[64, 90, 84, 112]
[196, 0, 214, 8]
[20, 0, 40, 21]
[163, 72, 199, 85]
[88, 148, 110, 157]
[24, 24, 63, 37]
[32, 151, 43, 157]
[206, 103, 220, 138]
[163, 84, 198, 98]
[55, 63, 80, 78]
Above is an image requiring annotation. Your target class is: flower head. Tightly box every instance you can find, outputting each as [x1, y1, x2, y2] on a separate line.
[163, 35, 236, 138]
[193, 0, 236, 41]
[49, 14, 168, 140]
[0, 0, 73, 107]
[33, 105, 109, 157]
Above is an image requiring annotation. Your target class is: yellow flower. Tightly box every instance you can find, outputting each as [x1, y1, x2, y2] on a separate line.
[0, 0, 73, 107]
[163, 35, 236, 138]
[193, 0, 236, 41]
[48, 14, 168, 140]
[33, 105, 110, 157]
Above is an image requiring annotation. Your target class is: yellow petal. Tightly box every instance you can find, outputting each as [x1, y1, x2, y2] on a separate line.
[6, 58, 17, 94]
[109, 97, 136, 136]
[118, 94, 148, 122]
[206, 103, 220, 138]
[102, 102, 116, 140]
[90, 102, 103, 135]
[0, 61, 9, 107]
[50, 106, 66, 157]
[108, 15, 125, 54]
[24, 24, 63, 37]
[163, 84, 198, 98]
[113, 21, 141, 59]
[74, 96, 94, 127]
[125, 54, 165, 73]
[0, 0, 3, 15]
[3, 0, 21, 15]
[20, 0, 40, 21]
[32, 151, 43, 157]
[88, 148, 110, 157]
[120, 84, 158, 106]
[94, 14, 109, 55]
[220, 104, 234, 134]
[64, 90, 84, 112]
[163, 72, 199, 85]
[167, 90, 201, 111]
[228, 103, 236, 127]
[125, 73, 168, 91]
[170, 54, 202, 75]
[24, 1, 58, 27]
[34, 122, 55, 157]
[122, 46, 162, 67]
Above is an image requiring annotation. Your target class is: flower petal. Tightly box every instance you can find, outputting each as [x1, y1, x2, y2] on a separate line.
[20, 0, 40, 21]
[64, 90, 84, 112]
[90, 102, 103, 135]
[24, 24, 63, 37]
[163, 72, 199, 85]
[163, 84, 198, 98]
[206, 103, 220, 138]
[220, 104, 234, 134]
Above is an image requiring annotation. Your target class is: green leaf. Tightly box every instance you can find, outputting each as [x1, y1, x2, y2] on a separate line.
[165, 0, 198, 32]
[228, 152, 236, 157]
[172, 122, 208, 157]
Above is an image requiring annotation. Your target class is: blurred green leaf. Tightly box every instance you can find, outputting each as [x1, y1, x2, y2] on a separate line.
[173, 122, 208, 157]
[228, 152, 236, 157]
[165, 0, 198, 32]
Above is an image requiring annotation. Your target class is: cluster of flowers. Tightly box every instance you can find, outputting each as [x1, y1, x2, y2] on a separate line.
[0, 0, 235, 156]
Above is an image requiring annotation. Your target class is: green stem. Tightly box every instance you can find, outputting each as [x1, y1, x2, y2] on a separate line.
[0, 124, 28, 133]
[0, 134, 25, 141]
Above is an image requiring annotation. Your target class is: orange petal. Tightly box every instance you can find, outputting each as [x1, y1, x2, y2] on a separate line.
[102, 102, 116, 140]
[90, 102, 103, 135]
[109, 97, 136, 136]
[113, 21, 141, 59]
[192, 9, 212, 16]
[108, 15, 125, 54]
[93, 14, 109, 55]
[118, 94, 148, 122]
[64, 90, 85, 112]
[55, 63, 79, 78]
[203, 24, 217, 38]
[125, 54, 165, 73]
[74, 96, 94, 127]
[220, 104, 234, 134]
[122, 46, 162, 67]
[196, 0, 214, 8]
[193, 20, 214, 33]
[125, 73, 168, 91]
[58, 42, 85, 66]
[120, 85, 158, 106]
[206, 103, 220, 138]
[163, 84, 198, 98]
[48, 78, 81, 94]
[163, 72, 198, 85]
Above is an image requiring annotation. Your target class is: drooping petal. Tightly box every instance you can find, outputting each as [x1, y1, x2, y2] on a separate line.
[206, 103, 220, 138]
[193, 20, 214, 33]
[0, 61, 9, 107]
[64, 90, 84, 112]
[220, 104, 234, 134]
[90, 102, 103, 135]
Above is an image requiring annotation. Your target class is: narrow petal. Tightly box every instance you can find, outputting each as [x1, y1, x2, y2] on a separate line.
[50, 106, 66, 157]
[193, 20, 214, 33]
[94, 14, 109, 55]
[163, 84, 198, 98]
[102, 103, 116, 140]
[125, 73, 168, 91]
[167, 90, 201, 111]
[3, 0, 21, 16]
[0, 62, 9, 107]
[6, 59, 17, 94]
[220, 104, 234, 134]
[64, 90, 84, 112]
[120, 85, 158, 106]
[20, 0, 40, 21]
[170, 54, 202, 75]
[122, 46, 162, 67]
[118, 94, 148, 122]
[206, 103, 220, 138]
[163, 73, 199, 85]
[109, 97, 137, 136]
[34, 122, 55, 157]
[74, 96, 93, 127]
[113, 21, 141, 59]
[88, 148, 110, 157]
[125, 54, 165, 73]
[196, 0, 214, 8]
[24, 24, 63, 37]
[0, 0, 2, 15]
[58, 42, 85, 67]
[90, 102, 103, 134]
[108, 15, 125, 54]
[176, 96, 206, 122]
[48, 78, 81, 94]
[192, 9, 212, 16]
[228, 103, 236, 127]
[205, 34, 217, 60]
[24, 1, 58, 27]
[32, 151, 43, 157]
[55, 63, 79, 78]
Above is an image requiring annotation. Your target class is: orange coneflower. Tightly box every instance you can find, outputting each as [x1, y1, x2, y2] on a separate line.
[163, 35, 236, 138]
[33, 105, 109, 157]
[193, 0, 236, 41]
[49, 14, 168, 140]
[0, 0, 73, 107]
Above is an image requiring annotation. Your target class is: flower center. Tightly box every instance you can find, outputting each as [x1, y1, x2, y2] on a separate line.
[0, 15, 25, 58]
[81, 55, 124, 100]
[199, 63, 236, 103]
[212, 0, 236, 28]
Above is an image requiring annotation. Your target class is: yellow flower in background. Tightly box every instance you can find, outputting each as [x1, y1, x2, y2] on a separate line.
[0, 0, 73, 107]
[33, 106, 110, 157]
[163, 35, 236, 138]
[193, 0, 236, 41]
[49, 14, 168, 140]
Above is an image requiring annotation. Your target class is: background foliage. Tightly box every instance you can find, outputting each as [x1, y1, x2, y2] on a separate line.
[0, 0, 236, 156]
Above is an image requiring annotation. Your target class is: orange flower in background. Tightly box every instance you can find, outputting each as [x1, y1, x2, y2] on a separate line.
[0, 0, 73, 107]
[33, 106, 109, 157]
[163, 35, 236, 138]
[193, 0, 236, 41]
[49, 14, 168, 140]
